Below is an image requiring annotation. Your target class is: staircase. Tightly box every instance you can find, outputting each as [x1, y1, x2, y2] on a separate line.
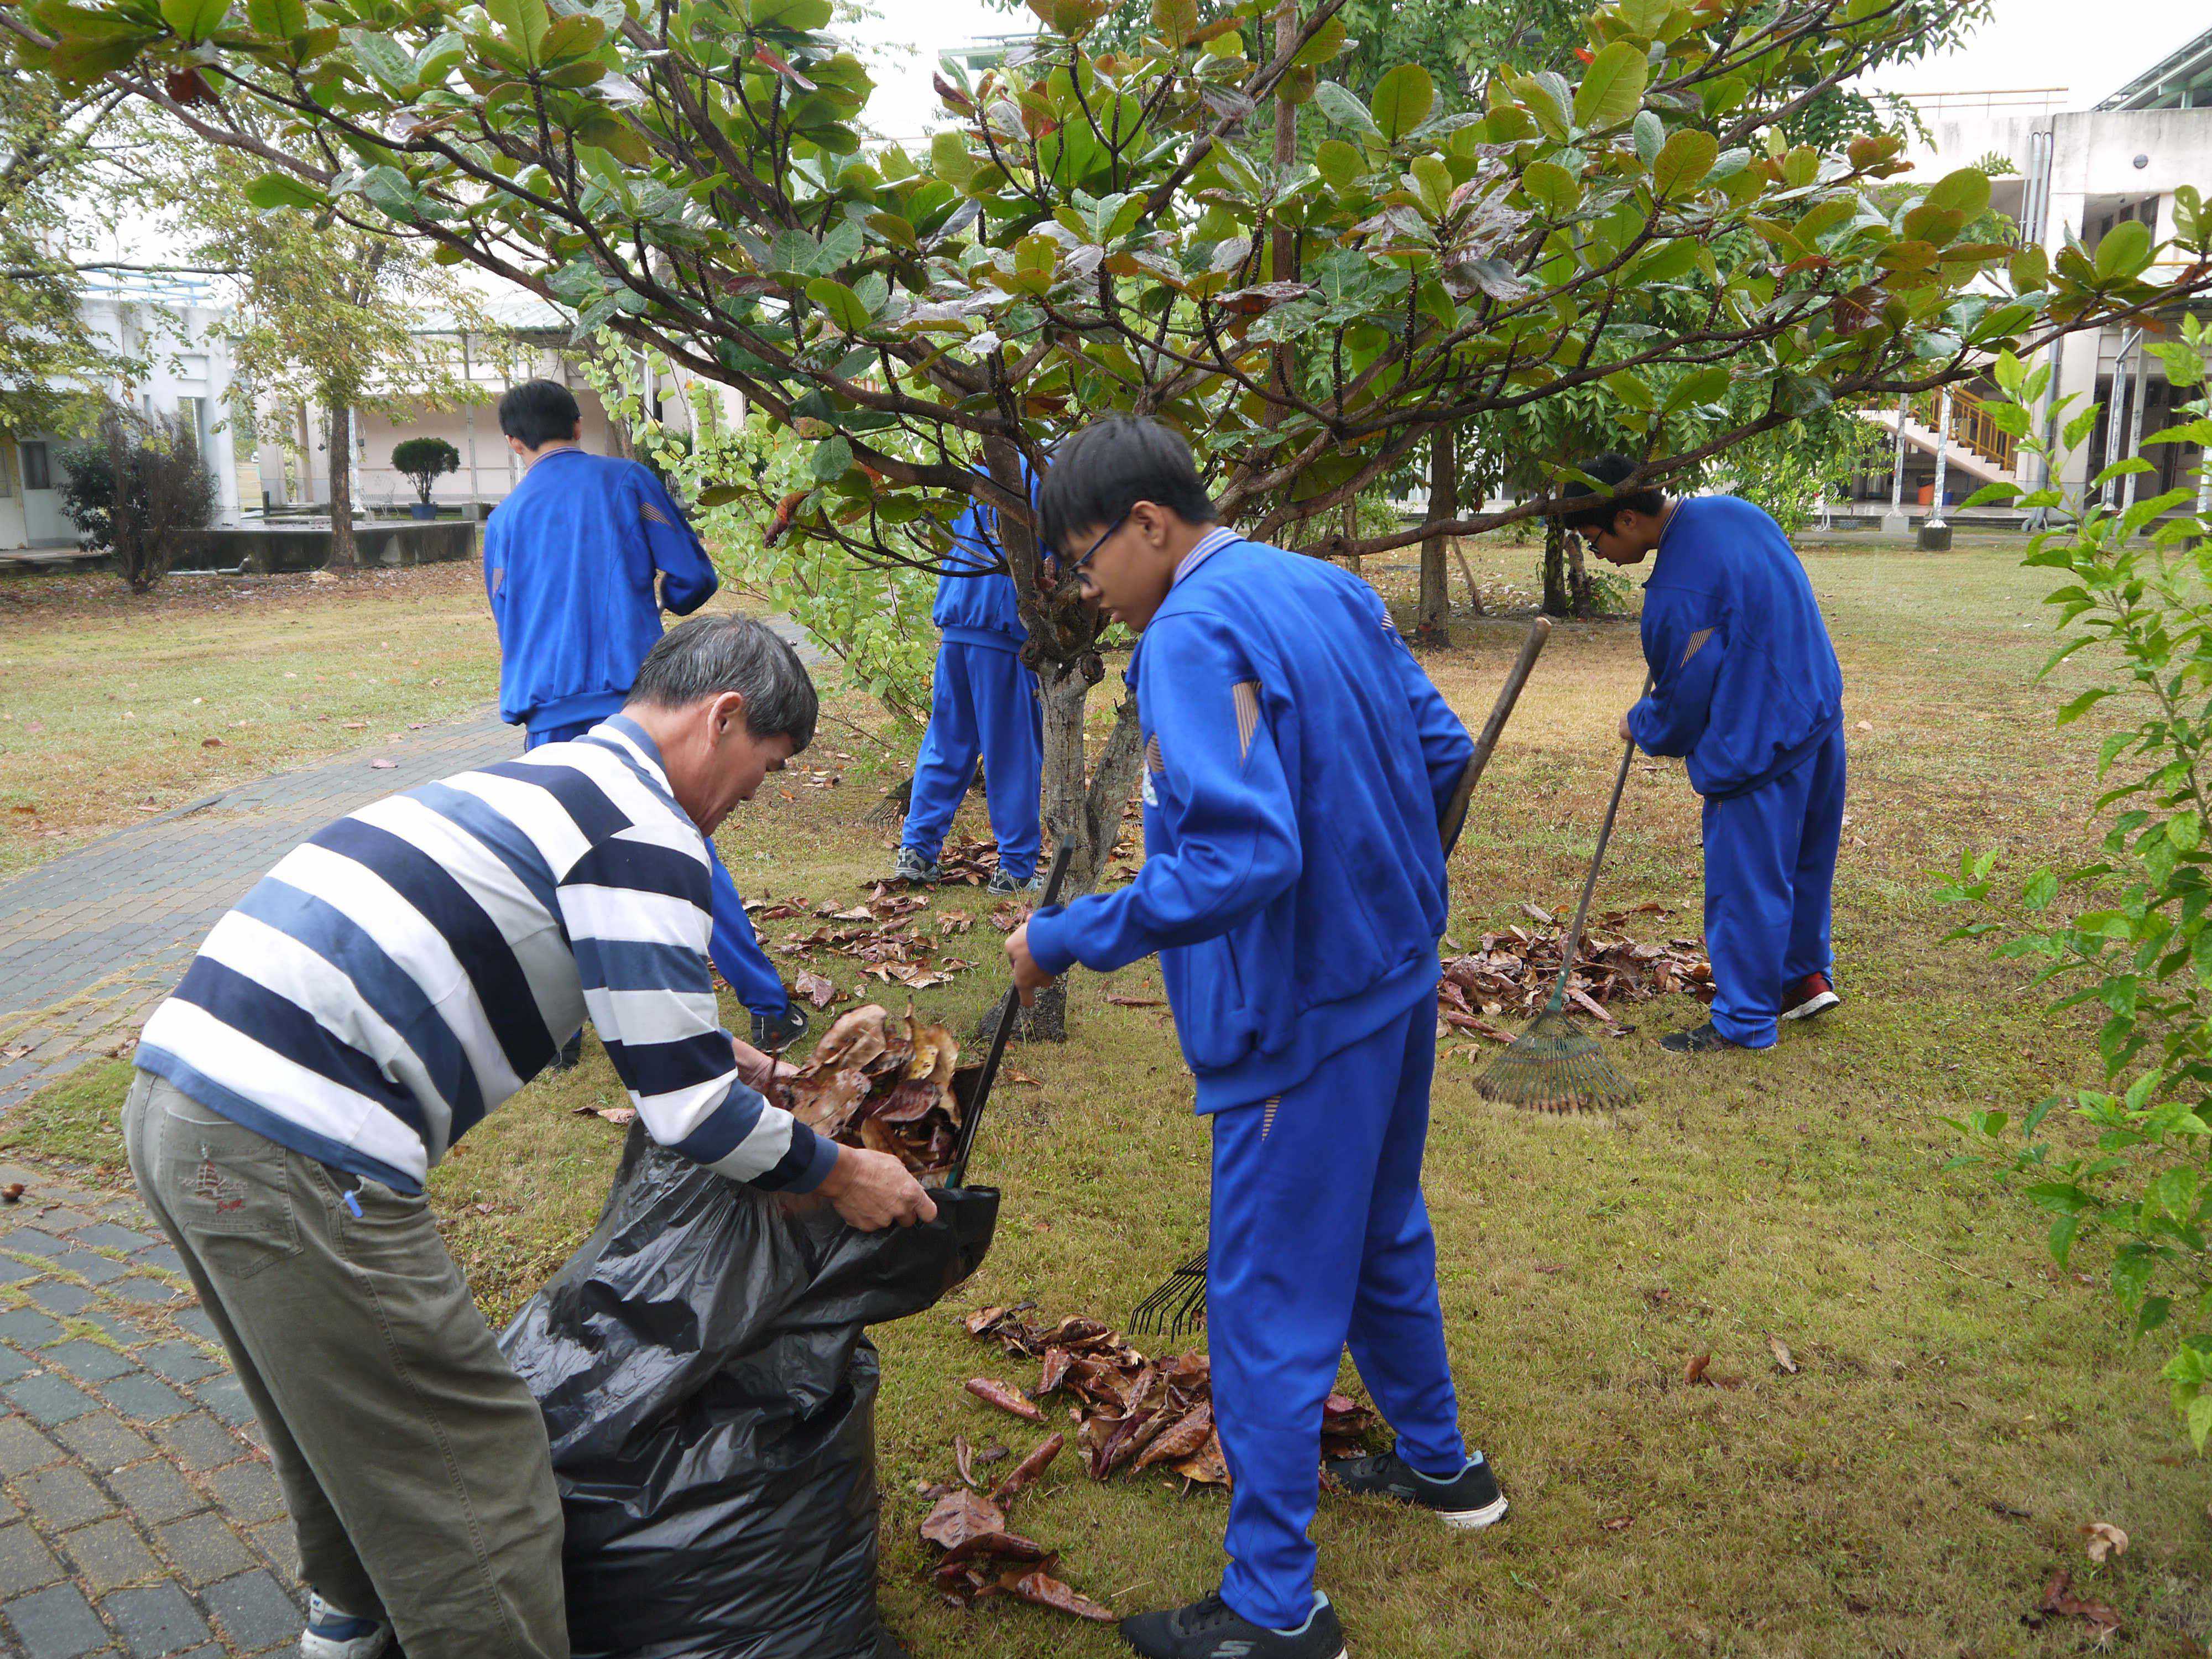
[1865, 389, 2022, 488]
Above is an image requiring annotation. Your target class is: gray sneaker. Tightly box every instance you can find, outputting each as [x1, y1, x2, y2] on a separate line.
[892, 847, 939, 885]
[985, 868, 1046, 897]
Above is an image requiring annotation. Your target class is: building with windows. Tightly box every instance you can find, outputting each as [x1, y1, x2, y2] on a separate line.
[1857, 29, 2212, 518]
[0, 275, 257, 552]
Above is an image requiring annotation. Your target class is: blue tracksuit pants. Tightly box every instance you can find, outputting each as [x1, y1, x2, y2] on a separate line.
[1702, 727, 1847, 1048]
[1208, 995, 1469, 1630]
[526, 721, 790, 1019]
[900, 640, 1044, 880]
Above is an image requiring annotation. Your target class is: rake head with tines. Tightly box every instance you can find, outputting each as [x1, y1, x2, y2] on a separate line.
[1474, 1005, 1634, 1112]
[1128, 1248, 1208, 1338]
[1476, 681, 1648, 1114]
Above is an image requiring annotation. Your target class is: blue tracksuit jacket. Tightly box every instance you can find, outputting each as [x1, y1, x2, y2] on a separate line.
[1627, 495, 1843, 797]
[1025, 537, 1473, 1109]
[483, 449, 718, 732]
[1629, 495, 1848, 1046]
[931, 499, 1030, 650]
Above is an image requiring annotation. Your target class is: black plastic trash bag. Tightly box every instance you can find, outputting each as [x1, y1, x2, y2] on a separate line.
[500, 1124, 998, 1659]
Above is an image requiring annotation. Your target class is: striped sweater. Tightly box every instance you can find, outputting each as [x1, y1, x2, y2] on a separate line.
[135, 716, 835, 1198]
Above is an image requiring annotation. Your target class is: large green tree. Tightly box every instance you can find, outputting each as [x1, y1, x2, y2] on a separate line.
[11, 0, 2205, 916]
[154, 147, 490, 565]
[0, 71, 160, 436]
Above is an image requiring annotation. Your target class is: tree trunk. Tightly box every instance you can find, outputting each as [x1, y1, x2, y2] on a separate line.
[1541, 516, 1570, 617]
[1416, 429, 1457, 645]
[1342, 496, 1362, 579]
[326, 403, 358, 570]
[1568, 534, 1594, 618]
[1021, 657, 1146, 1041]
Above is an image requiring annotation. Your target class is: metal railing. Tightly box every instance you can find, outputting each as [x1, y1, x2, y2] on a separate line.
[1906, 388, 2019, 473]
[1891, 87, 2072, 118]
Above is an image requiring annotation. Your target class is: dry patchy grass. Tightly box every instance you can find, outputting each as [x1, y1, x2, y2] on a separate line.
[9, 540, 2209, 1658]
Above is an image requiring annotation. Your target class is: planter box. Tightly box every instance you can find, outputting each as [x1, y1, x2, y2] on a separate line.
[173, 520, 478, 573]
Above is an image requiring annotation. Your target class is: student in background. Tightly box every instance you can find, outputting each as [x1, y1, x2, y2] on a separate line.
[1563, 452, 1847, 1053]
[483, 379, 805, 1060]
[893, 482, 1045, 895]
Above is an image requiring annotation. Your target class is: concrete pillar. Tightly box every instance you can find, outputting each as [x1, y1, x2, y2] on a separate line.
[1882, 395, 1911, 535]
[1919, 387, 1954, 550]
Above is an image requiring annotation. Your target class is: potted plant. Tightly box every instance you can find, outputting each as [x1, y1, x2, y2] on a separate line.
[392, 436, 460, 520]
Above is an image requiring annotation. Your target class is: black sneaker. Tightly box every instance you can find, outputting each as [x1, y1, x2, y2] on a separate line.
[1780, 972, 1841, 1021]
[892, 847, 939, 885]
[985, 867, 1046, 897]
[1326, 1449, 1508, 1531]
[551, 1030, 585, 1072]
[1659, 1020, 1745, 1053]
[750, 1003, 810, 1053]
[1120, 1592, 1345, 1659]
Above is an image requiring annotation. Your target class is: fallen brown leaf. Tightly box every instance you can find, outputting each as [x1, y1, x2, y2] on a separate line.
[1768, 1335, 1798, 1374]
[999, 1567, 1116, 1623]
[2026, 1569, 2121, 1641]
[1601, 1515, 1634, 1532]
[919, 1488, 1006, 1551]
[2081, 1521, 2128, 1563]
[965, 1378, 1044, 1423]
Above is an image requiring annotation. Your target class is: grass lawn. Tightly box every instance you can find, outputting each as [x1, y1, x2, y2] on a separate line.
[7, 536, 2209, 1657]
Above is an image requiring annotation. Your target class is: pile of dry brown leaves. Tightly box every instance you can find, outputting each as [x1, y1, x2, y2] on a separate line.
[1439, 902, 1714, 1043]
[776, 1005, 974, 1180]
[919, 1305, 1380, 1620]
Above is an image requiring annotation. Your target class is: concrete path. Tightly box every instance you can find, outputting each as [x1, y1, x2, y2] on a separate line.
[0, 614, 824, 1118]
[0, 714, 526, 1117]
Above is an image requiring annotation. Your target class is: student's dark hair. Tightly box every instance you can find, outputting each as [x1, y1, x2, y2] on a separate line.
[497, 379, 582, 450]
[1037, 416, 1217, 554]
[629, 615, 817, 752]
[1558, 453, 1667, 533]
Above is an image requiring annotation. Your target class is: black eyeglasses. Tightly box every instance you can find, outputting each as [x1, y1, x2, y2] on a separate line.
[1059, 513, 1128, 579]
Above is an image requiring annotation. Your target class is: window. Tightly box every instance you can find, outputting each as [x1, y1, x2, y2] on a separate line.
[20, 442, 51, 492]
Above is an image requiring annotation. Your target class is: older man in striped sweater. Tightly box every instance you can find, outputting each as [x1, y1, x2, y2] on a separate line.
[124, 614, 933, 1659]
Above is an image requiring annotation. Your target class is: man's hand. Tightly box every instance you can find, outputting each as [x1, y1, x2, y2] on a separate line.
[730, 1037, 796, 1095]
[817, 1145, 937, 1230]
[1005, 921, 1056, 1008]
[1619, 710, 1634, 744]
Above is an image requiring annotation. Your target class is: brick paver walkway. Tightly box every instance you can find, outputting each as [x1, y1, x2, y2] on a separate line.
[0, 1155, 302, 1657]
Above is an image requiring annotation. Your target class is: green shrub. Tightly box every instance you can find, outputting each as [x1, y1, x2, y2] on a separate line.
[1939, 322, 2212, 1446]
[391, 435, 461, 505]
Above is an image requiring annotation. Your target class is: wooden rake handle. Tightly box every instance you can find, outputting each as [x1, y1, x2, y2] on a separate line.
[1439, 617, 1551, 856]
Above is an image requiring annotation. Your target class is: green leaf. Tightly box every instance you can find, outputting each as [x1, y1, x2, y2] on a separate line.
[483, 0, 550, 64]
[1521, 160, 1579, 215]
[1631, 110, 1663, 166]
[1573, 39, 1647, 131]
[1407, 154, 1452, 220]
[1652, 129, 1717, 199]
[1923, 166, 1991, 222]
[1369, 64, 1433, 144]
[2055, 687, 2115, 725]
[2096, 220, 2154, 280]
[1661, 364, 1729, 416]
[1291, 13, 1345, 65]
[158, 0, 227, 41]
[1314, 138, 1364, 195]
[345, 28, 414, 90]
[244, 0, 303, 38]
[1313, 80, 1380, 139]
[806, 277, 872, 333]
[242, 170, 323, 210]
[808, 435, 853, 482]
[1149, 0, 1197, 46]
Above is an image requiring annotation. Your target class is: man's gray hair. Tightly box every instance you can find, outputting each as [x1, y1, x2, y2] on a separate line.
[629, 615, 818, 751]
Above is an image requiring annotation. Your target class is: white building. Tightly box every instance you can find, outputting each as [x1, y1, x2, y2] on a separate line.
[1864, 30, 2212, 513]
[0, 275, 258, 551]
